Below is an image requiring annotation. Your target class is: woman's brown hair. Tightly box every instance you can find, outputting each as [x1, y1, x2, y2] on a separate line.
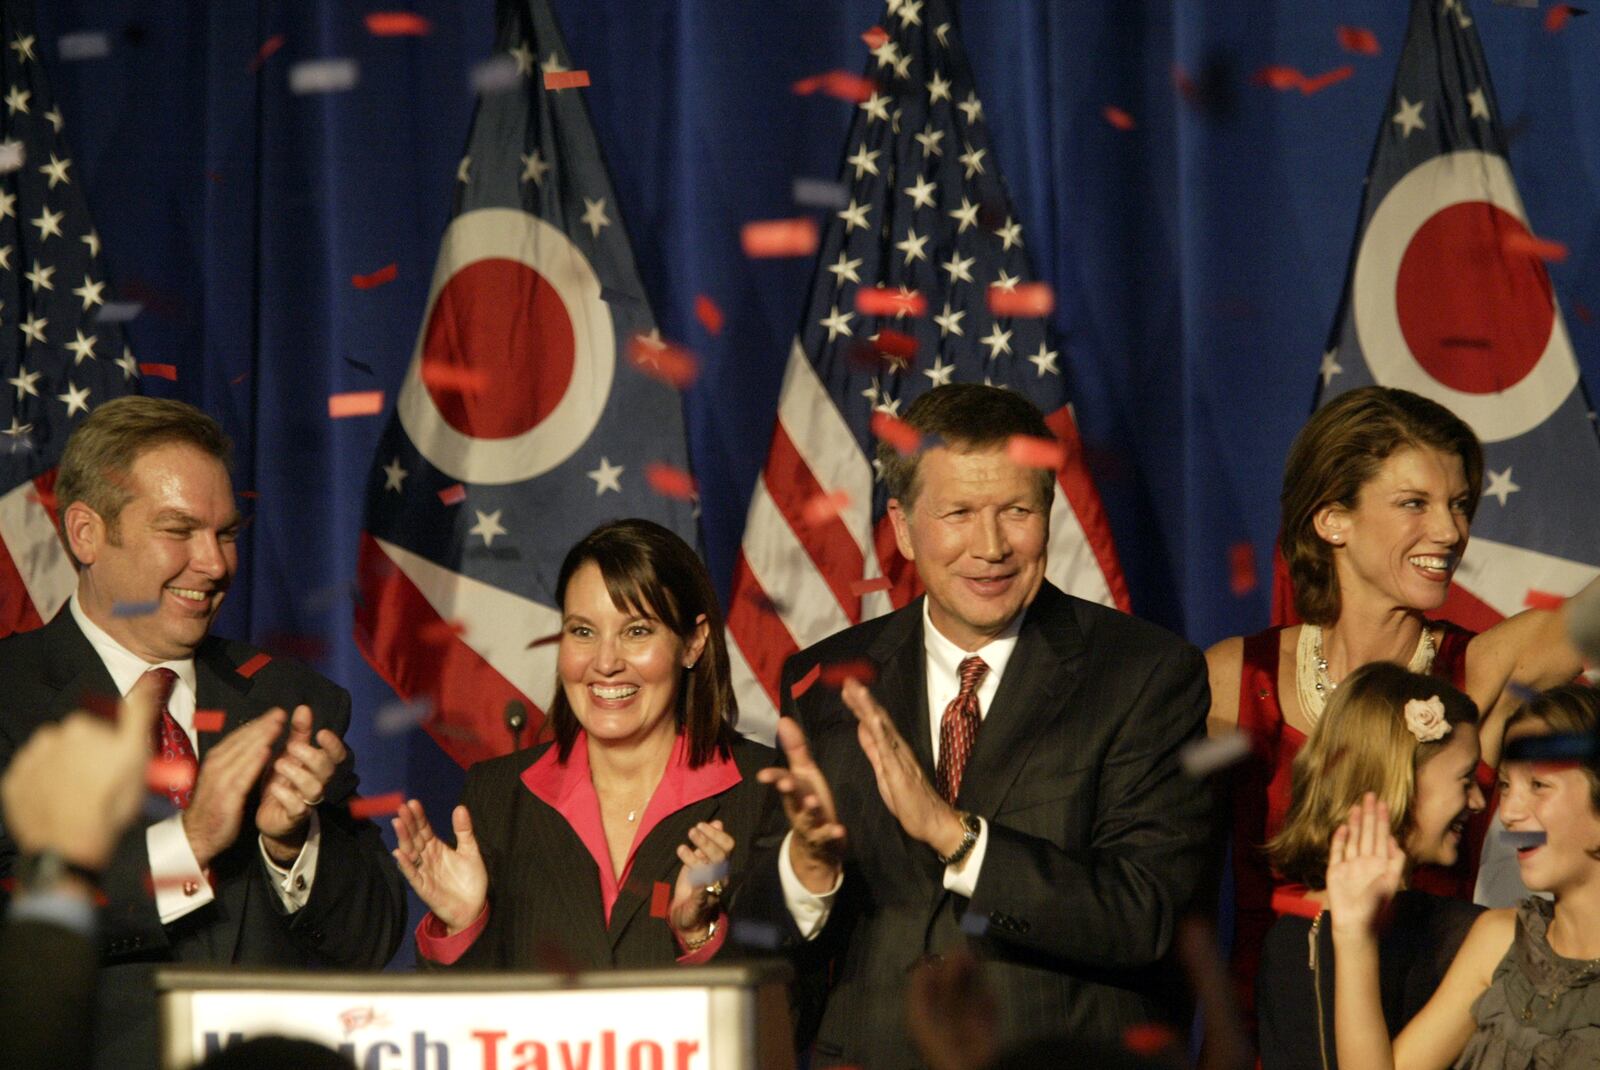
[546, 518, 737, 767]
[1267, 662, 1478, 889]
[1279, 387, 1483, 625]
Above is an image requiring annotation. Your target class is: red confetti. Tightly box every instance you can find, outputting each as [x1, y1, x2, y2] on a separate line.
[741, 217, 820, 258]
[236, 653, 273, 679]
[1253, 65, 1353, 95]
[650, 880, 672, 918]
[237, 490, 260, 500]
[327, 390, 385, 418]
[1546, 4, 1582, 32]
[873, 329, 918, 360]
[861, 25, 889, 50]
[351, 263, 398, 289]
[790, 663, 821, 700]
[1502, 230, 1568, 263]
[1102, 105, 1136, 130]
[146, 757, 195, 795]
[1122, 1023, 1179, 1057]
[801, 490, 852, 526]
[1005, 434, 1066, 471]
[818, 659, 877, 688]
[140, 363, 178, 381]
[79, 692, 119, 722]
[419, 362, 490, 395]
[1299, 65, 1354, 95]
[1575, 302, 1594, 325]
[1524, 589, 1567, 611]
[987, 283, 1055, 318]
[543, 70, 590, 91]
[437, 484, 466, 506]
[694, 294, 724, 336]
[250, 34, 285, 72]
[364, 12, 433, 37]
[419, 618, 467, 645]
[1229, 542, 1257, 597]
[855, 288, 926, 318]
[627, 336, 699, 388]
[645, 463, 697, 500]
[850, 576, 892, 596]
[230, 371, 250, 386]
[193, 709, 226, 733]
[870, 411, 922, 454]
[791, 70, 877, 103]
[1336, 25, 1380, 56]
[349, 792, 405, 819]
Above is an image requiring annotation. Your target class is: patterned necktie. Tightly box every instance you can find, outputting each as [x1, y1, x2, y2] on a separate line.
[935, 656, 988, 805]
[147, 667, 196, 810]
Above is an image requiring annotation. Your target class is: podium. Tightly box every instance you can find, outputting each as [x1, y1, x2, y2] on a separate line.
[156, 962, 795, 1070]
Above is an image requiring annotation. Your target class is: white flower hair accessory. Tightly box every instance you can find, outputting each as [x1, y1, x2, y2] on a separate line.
[1404, 696, 1449, 743]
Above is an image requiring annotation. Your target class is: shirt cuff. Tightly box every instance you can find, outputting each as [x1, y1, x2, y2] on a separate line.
[147, 815, 215, 923]
[674, 911, 728, 964]
[778, 829, 842, 940]
[941, 817, 988, 899]
[258, 810, 321, 913]
[8, 889, 96, 937]
[416, 903, 490, 965]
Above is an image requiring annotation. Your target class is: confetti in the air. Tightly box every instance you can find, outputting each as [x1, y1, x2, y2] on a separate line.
[374, 698, 433, 735]
[861, 25, 889, 50]
[987, 283, 1055, 318]
[364, 12, 433, 37]
[194, 710, 226, 734]
[1180, 732, 1252, 778]
[1499, 829, 1547, 849]
[351, 262, 399, 289]
[146, 757, 196, 796]
[627, 335, 698, 388]
[872, 329, 918, 361]
[349, 792, 405, 819]
[1524, 589, 1566, 611]
[741, 218, 820, 258]
[1101, 105, 1136, 130]
[730, 919, 782, 949]
[95, 301, 144, 324]
[1335, 25, 1380, 55]
[1254, 64, 1353, 95]
[855, 288, 926, 318]
[437, 484, 467, 506]
[1122, 1023, 1179, 1057]
[250, 34, 286, 72]
[1546, 4, 1586, 32]
[289, 58, 360, 95]
[328, 391, 385, 418]
[1502, 230, 1568, 263]
[792, 177, 849, 209]
[694, 294, 724, 336]
[959, 911, 990, 937]
[543, 70, 591, 91]
[818, 659, 877, 687]
[471, 55, 520, 95]
[0, 141, 23, 174]
[58, 32, 112, 60]
[1005, 434, 1066, 471]
[419, 362, 490, 395]
[650, 880, 672, 918]
[801, 490, 852, 526]
[140, 363, 179, 381]
[850, 577, 892, 596]
[790, 663, 821, 701]
[685, 859, 730, 888]
[1228, 541, 1257, 596]
[236, 653, 273, 679]
[645, 463, 697, 500]
[112, 600, 159, 619]
[870, 411, 922, 454]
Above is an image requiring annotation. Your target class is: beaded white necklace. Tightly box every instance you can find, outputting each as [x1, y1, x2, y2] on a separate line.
[1294, 623, 1437, 726]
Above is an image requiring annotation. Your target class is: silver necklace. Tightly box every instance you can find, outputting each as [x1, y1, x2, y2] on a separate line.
[1296, 623, 1437, 726]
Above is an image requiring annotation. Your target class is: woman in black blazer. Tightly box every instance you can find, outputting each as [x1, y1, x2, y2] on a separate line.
[392, 518, 783, 968]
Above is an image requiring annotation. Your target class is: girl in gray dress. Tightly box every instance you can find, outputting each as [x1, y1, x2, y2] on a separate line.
[1328, 684, 1600, 1069]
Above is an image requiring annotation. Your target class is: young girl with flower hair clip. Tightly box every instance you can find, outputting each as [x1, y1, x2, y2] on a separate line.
[1329, 683, 1600, 1068]
[1258, 662, 1486, 1069]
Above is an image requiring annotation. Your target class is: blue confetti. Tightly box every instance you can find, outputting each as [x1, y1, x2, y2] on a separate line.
[112, 601, 160, 618]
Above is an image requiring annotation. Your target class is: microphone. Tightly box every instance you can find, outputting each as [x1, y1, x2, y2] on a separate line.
[504, 700, 527, 751]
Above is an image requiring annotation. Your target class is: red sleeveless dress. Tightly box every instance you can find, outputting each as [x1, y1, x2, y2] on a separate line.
[1228, 621, 1488, 1028]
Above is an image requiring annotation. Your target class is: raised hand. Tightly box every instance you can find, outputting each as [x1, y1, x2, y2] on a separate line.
[256, 704, 348, 864]
[757, 717, 846, 893]
[843, 678, 966, 858]
[182, 708, 286, 869]
[1326, 792, 1405, 938]
[669, 820, 735, 944]
[392, 801, 488, 934]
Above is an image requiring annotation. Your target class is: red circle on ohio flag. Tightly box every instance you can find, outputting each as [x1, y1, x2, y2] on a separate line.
[421, 259, 575, 439]
[1395, 202, 1554, 395]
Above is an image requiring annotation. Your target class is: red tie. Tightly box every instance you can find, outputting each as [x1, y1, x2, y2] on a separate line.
[147, 668, 196, 810]
[936, 656, 987, 804]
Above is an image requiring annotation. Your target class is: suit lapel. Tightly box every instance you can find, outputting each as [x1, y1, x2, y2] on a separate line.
[524, 805, 613, 965]
[193, 640, 273, 760]
[606, 795, 724, 949]
[956, 585, 1087, 819]
[39, 611, 121, 723]
[867, 598, 934, 779]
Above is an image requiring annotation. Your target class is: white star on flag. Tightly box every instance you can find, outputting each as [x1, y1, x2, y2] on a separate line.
[980, 323, 1013, 359]
[580, 197, 610, 237]
[382, 458, 408, 492]
[838, 199, 871, 232]
[1393, 96, 1426, 137]
[827, 253, 863, 285]
[57, 382, 90, 417]
[1027, 343, 1060, 377]
[819, 305, 854, 341]
[469, 510, 507, 547]
[923, 356, 955, 386]
[926, 71, 952, 104]
[1319, 349, 1343, 386]
[586, 456, 624, 495]
[1483, 467, 1520, 506]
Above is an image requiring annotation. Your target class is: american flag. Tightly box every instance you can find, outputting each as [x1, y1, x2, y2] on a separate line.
[0, 5, 139, 638]
[726, 0, 1129, 739]
[1290, 0, 1600, 629]
[354, 0, 696, 768]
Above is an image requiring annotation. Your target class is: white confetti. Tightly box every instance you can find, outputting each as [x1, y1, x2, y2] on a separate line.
[1180, 732, 1252, 779]
[289, 58, 360, 95]
[792, 177, 849, 210]
[0, 140, 24, 174]
[58, 32, 111, 61]
[95, 301, 144, 324]
[470, 55, 520, 95]
[375, 697, 433, 736]
[685, 859, 729, 888]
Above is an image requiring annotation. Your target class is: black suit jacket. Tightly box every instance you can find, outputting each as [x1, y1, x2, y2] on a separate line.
[0, 917, 98, 1070]
[434, 734, 785, 970]
[0, 609, 407, 1069]
[743, 582, 1214, 1069]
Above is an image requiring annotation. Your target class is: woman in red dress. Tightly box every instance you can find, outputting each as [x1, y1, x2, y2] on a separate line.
[1206, 386, 1594, 1030]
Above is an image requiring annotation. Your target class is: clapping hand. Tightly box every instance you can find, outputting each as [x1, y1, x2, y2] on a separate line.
[669, 820, 735, 945]
[257, 704, 346, 864]
[757, 717, 846, 893]
[843, 678, 963, 855]
[393, 801, 488, 934]
[1325, 792, 1405, 938]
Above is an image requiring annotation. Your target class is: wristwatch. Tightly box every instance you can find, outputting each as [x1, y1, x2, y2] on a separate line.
[16, 851, 102, 894]
[937, 810, 981, 867]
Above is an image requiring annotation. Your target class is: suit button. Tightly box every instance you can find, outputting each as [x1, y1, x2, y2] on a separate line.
[1015, 919, 1030, 934]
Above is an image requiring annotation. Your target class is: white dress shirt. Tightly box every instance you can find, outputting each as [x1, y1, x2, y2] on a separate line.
[781, 600, 1022, 938]
[69, 593, 318, 922]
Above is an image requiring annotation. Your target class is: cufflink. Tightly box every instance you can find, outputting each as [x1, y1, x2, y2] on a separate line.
[295, 876, 307, 892]
[182, 880, 201, 897]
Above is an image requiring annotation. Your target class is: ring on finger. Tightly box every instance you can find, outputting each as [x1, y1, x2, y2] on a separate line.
[703, 880, 726, 899]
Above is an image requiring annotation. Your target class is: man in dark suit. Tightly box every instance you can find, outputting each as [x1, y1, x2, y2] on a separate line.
[0, 397, 406, 1069]
[747, 384, 1214, 1068]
